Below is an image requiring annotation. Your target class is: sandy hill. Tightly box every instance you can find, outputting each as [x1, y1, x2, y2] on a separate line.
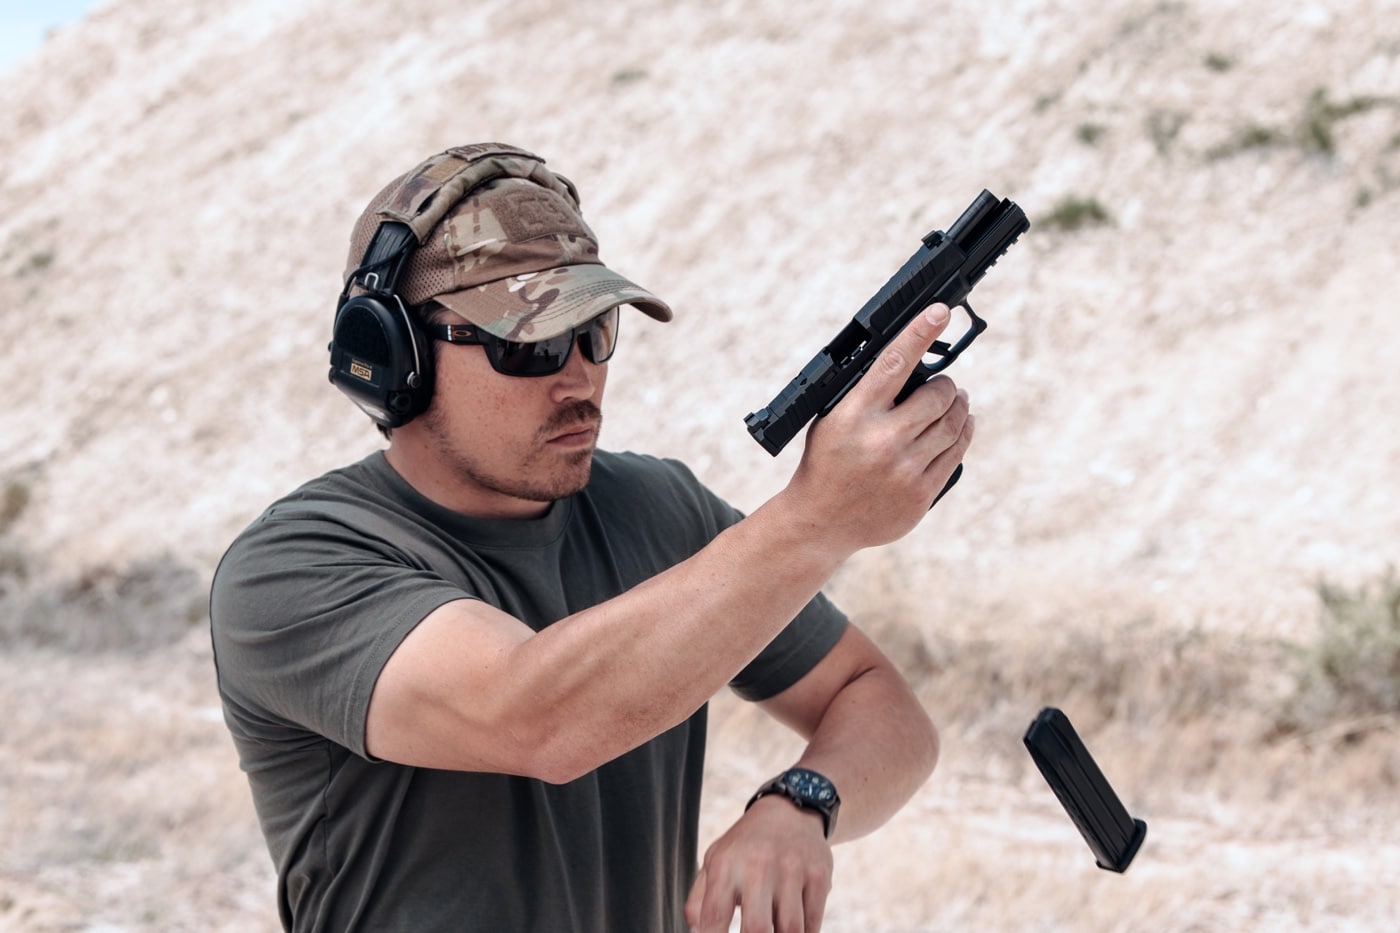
[2, 0, 1396, 625]
[1, 0, 1398, 929]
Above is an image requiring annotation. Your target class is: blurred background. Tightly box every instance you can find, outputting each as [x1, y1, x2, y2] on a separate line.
[1, 0, 1397, 929]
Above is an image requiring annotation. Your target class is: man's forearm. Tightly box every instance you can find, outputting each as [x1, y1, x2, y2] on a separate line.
[686, 646, 938, 933]
[767, 654, 939, 843]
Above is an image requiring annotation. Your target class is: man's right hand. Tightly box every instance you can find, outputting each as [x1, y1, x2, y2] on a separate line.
[784, 302, 975, 554]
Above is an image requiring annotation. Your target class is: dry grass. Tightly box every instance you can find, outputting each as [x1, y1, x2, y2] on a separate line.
[0, 627, 276, 932]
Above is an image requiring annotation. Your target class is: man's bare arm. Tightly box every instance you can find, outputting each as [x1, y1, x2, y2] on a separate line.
[757, 623, 938, 842]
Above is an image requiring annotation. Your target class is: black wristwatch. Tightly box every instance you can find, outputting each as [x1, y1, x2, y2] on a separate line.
[746, 767, 841, 839]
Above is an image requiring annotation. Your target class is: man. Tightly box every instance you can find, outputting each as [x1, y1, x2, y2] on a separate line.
[210, 143, 974, 933]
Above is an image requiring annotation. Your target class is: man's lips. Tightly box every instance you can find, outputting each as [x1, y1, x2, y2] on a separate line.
[542, 401, 603, 445]
[546, 421, 600, 444]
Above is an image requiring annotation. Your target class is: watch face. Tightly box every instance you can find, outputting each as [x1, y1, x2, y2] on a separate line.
[784, 768, 837, 804]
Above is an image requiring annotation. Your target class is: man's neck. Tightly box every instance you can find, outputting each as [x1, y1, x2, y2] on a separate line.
[383, 442, 553, 521]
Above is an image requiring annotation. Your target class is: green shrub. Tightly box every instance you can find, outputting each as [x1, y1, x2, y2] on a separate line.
[1076, 123, 1105, 146]
[1269, 569, 1400, 743]
[1146, 110, 1185, 156]
[1038, 196, 1112, 232]
[0, 557, 206, 654]
[19, 250, 54, 276]
[1206, 124, 1286, 160]
[1310, 565, 1400, 711]
[1203, 52, 1235, 72]
[0, 481, 28, 532]
[610, 68, 647, 86]
[1302, 88, 1389, 155]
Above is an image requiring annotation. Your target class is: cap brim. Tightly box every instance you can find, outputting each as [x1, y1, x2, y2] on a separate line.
[433, 263, 673, 341]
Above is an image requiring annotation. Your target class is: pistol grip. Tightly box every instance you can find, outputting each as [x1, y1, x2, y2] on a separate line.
[894, 364, 936, 406]
[930, 463, 963, 509]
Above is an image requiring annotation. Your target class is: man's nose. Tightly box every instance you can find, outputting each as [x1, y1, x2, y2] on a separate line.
[551, 335, 602, 400]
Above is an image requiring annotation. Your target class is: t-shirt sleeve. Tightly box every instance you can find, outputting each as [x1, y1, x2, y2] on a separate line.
[210, 508, 466, 760]
[728, 590, 848, 702]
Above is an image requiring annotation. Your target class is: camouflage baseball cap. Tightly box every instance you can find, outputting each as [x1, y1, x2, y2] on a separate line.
[344, 143, 672, 341]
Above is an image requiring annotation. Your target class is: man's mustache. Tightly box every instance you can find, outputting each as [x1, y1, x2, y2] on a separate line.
[541, 400, 602, 437]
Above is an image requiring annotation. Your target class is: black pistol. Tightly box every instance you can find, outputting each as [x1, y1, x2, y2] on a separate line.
[744, 189, 1029, 494]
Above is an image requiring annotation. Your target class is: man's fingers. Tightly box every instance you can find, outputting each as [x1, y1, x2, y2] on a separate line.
[693, 868, 743, 933]
[801, 871, 831, 933]
[685, 867, 741, 933]
[772, 869, 809, 933]
[683, 867, 706, 930]
[852, 302, 952, 408]
[913, 387, 971, 451]
[689, 795, 836, 932]
[923, 411, 976, 489]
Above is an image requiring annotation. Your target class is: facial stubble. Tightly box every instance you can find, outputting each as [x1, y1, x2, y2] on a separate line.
[424, 399, 603, 505]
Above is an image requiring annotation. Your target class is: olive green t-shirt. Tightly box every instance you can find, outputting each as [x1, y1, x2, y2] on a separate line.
[210, 450, 847, 932]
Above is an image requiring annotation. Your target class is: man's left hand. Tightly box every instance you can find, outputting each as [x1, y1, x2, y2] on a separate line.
[684, 795, 834, 933]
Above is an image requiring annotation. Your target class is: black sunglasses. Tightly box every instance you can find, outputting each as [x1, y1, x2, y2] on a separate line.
[427, 306, 620, 377]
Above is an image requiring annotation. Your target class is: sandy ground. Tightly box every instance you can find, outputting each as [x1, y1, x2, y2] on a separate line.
[3, 636, 1399, 931]
[2, 0, 1399, 928]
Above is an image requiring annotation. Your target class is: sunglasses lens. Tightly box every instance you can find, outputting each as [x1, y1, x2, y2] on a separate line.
[484, 306, 623, 376]
[492, 332, 573, 376]
[580, 307, 620, 364]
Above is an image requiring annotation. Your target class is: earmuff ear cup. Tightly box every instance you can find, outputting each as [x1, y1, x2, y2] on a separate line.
[328, 295, 434, 429]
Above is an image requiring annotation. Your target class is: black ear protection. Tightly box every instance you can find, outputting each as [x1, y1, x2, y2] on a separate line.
[328, 221, 433, 429]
